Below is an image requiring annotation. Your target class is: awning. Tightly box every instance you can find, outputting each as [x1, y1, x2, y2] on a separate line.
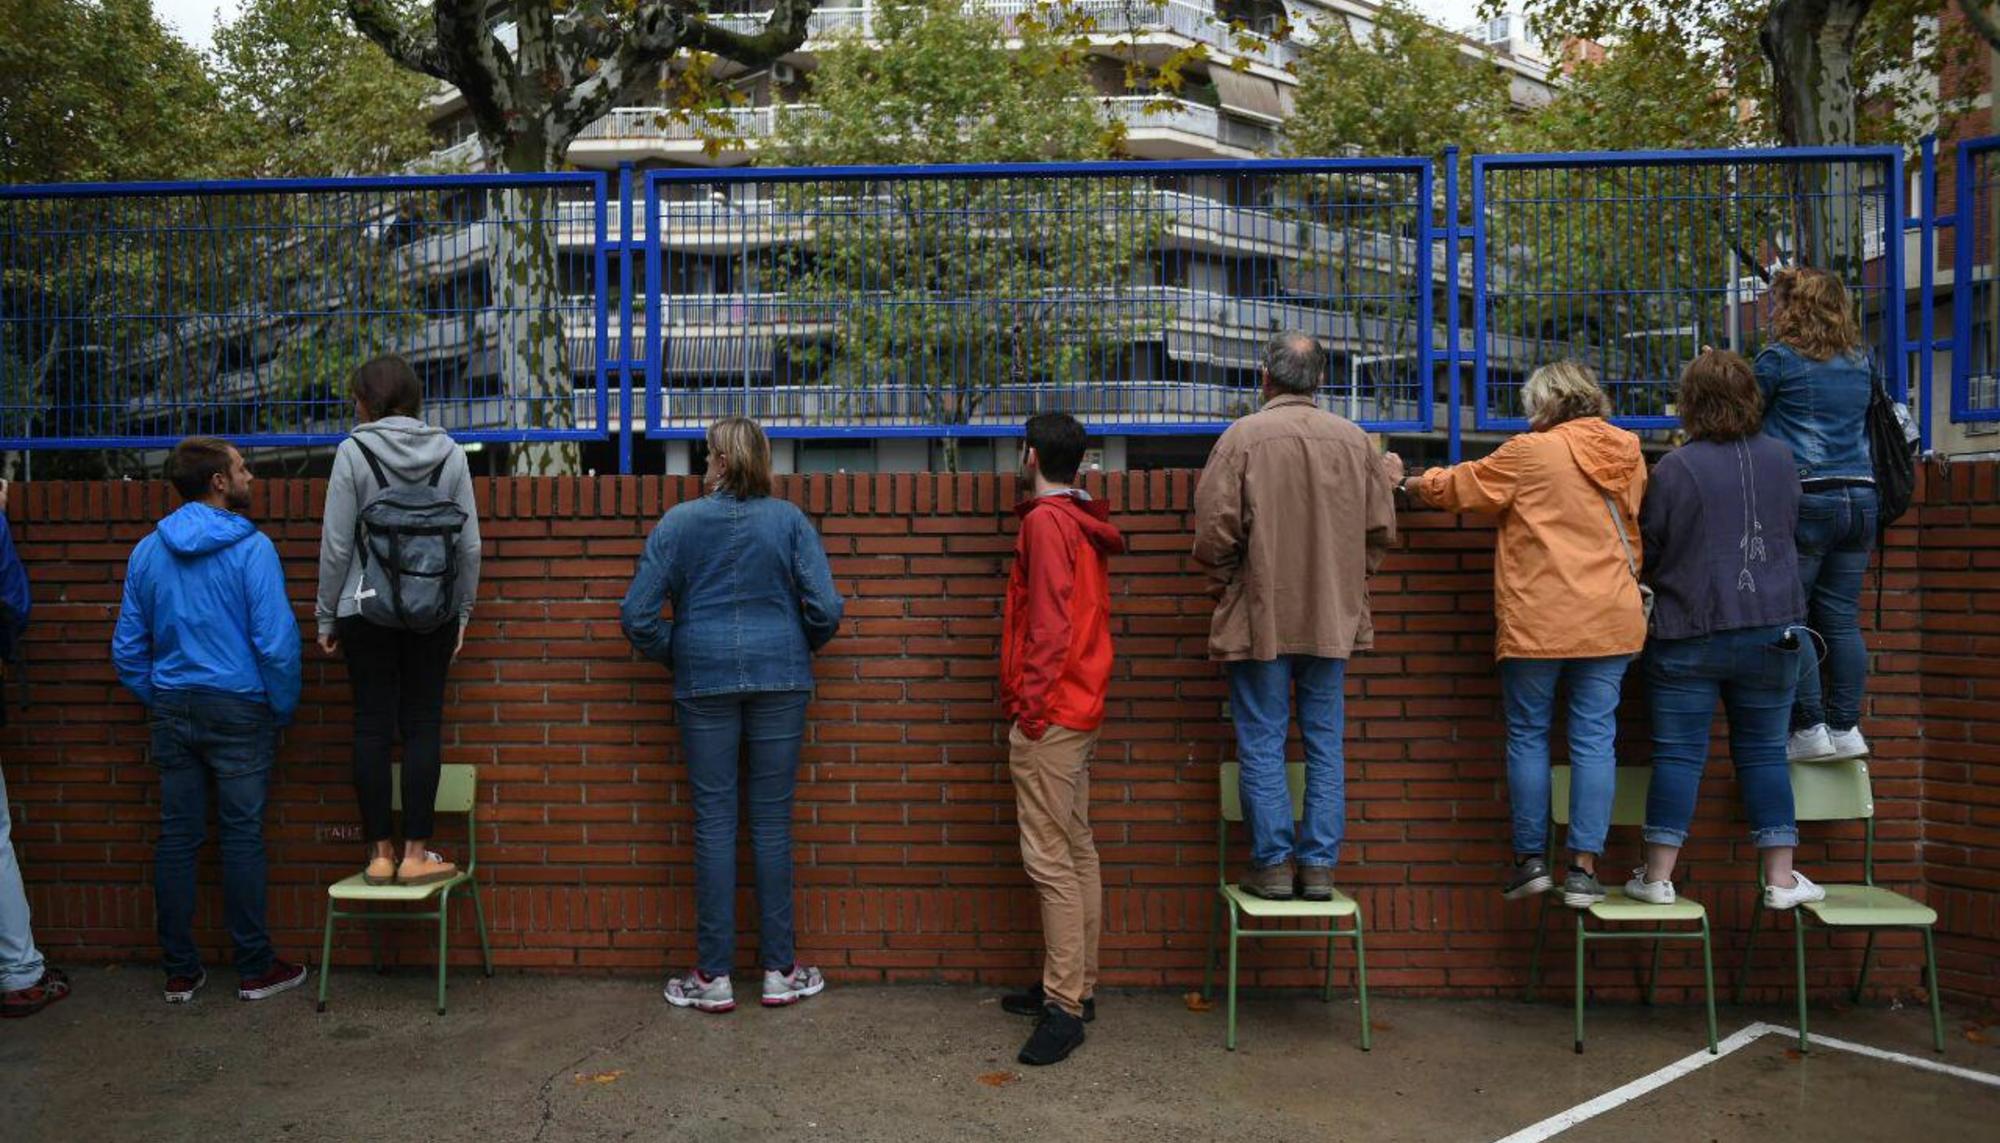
[1210, 68, 1286, 122]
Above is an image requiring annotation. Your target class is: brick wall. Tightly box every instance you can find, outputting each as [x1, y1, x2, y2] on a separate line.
[0, 464, 1987, 1007]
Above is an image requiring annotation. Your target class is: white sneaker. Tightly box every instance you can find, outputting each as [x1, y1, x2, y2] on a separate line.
[1764, 872, 1828, 911]
[1622, 870, 1676, 905]
[1787, 725, 1835, 762]
[664, 969, 735, 1012]
[1827, 727, 1869, 760]
[762, 964, 826, 1007]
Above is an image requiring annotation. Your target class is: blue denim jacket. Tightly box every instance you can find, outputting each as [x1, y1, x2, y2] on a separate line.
[1754, 343, 1874, 483]
[620, 492, 844, 697]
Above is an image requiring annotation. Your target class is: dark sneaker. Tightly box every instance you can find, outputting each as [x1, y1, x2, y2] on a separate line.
[238, 959, 308, 1001]
[1000, 982, 1095, 1023]
[1017, 1004, 1087, 1066]
[1, 967, 71, 1018]
[1239, 860, 1296, 900]
[1299, 865, 1336, 902]
[1560, 868, 1606, 910]
[164, 969, 207, 1004]
[1502, 857, 1554, 900]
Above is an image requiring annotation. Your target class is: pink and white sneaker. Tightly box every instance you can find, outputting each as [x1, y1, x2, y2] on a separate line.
[663, 969, 734, 1012]
[762, 964, 825, 1007]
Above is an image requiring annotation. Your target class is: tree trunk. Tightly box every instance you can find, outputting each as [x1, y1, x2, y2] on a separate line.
[1761, 0, 1873, 277]
[476, 129, 581, 476]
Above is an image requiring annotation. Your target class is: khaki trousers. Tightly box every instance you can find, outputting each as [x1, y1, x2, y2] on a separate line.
[1008, 721, 1102, 1018]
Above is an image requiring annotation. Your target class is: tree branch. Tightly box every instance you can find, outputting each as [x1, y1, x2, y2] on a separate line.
[681, 0, 818, 67]
[1957, 0, 2000, 54]
[345, 0, 450, 81]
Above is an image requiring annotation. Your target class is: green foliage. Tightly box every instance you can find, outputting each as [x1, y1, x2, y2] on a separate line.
[212, 0, 438, 177]
[1521, 30, 1753, 151]
[763, 0, 1161, 432]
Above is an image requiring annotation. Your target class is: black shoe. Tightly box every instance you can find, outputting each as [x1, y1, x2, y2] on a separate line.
[1000, 982, 1095, 1023]
[1502, 857, 1554, 900]
[1017, 1004, 1086, 1066]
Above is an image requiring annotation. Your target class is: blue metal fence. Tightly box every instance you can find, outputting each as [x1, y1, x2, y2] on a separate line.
[642, 158, 1434, 439]
[0, 173, 610, 450]
[1470, 148, 1904, 433]
[1952, 135, 2000, 423]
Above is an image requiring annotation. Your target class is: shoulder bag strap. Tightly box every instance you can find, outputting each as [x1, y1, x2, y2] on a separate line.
[1602, 491, 1640, 583]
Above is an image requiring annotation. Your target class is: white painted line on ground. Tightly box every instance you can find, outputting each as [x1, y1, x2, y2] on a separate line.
[1489, 1022, 1777, 1143]
[1493, 1020, 2000, 1143]
[1763, 1025, 2000, 1089]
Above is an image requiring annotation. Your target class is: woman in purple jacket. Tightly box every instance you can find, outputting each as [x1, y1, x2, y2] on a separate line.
[1625, 351, 1826, 912]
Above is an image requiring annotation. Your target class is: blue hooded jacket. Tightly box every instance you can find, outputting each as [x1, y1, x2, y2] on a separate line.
[112, 502, 301, 722]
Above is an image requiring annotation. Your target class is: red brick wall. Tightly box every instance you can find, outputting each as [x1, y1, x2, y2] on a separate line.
[0, 465, 1986, 1007]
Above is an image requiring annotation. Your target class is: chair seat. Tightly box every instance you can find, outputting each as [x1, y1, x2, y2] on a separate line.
[1586, 896, 1708, 923]
[328, 871, 468, 902]
[1221, 884, 1359, 918]
[1801, 883, 1936, 927]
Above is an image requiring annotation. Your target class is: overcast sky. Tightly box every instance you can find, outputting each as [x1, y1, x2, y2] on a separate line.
[153, 0, 1499, 54]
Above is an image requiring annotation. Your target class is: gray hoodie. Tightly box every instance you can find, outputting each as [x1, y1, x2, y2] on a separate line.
[316, 416, 482, 638]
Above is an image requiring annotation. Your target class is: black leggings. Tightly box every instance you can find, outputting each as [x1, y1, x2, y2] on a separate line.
[338, 616, 456, 842]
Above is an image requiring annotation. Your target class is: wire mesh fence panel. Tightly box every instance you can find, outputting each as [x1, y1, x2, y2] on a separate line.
[1954, 137, 2000, 423]
[643, 159, 1433, 438]
[1473, 150, 1903, 431]
[0, 174, 609, 450]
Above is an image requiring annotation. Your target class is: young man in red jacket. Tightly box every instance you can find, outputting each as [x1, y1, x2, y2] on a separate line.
[998, 413, 1125, 1067]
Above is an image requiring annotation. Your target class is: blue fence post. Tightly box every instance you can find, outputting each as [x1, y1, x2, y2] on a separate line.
[1954, 140, 1976, 423]
[1443, 146, 1463, 463]
[1917, 135, 1938, 452]
[618, 162, 636, 475]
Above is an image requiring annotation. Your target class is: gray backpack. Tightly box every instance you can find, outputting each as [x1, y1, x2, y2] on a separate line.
[351, 439, 467, 633]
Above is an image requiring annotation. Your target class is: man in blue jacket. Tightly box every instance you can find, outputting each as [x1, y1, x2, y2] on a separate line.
[112, 438, 306, 1004]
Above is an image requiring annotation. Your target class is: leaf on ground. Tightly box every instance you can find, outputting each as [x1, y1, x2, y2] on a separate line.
[573, 1070, 624, 1085]
[1965, 1027, 1991, 1045]
[977, 1071, 1020, 1087]
[1183, 991, 1214, 1012]
[1370, 1020, 1393, 1031]
[1783, 1049, 1804, 1061]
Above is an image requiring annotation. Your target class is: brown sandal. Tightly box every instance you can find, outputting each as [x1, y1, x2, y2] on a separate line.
[362, 857, 397, 886]
[1, 967, 71, 1018]
[396, 850, 460, 886]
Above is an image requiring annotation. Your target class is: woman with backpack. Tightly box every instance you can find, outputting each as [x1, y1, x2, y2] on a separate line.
[315, 354, 481, 888]
[1755, 269, 1878, 763]
[620, 417, 844, 1013]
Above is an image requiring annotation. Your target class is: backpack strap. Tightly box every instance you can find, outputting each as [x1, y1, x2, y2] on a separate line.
[424, 455, 450, 488]
[351, 437, 393, 491]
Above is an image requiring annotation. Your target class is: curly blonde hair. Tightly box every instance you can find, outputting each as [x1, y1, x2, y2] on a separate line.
[1522, 360, 1612, 430]
[1769, 267, 1862, 361]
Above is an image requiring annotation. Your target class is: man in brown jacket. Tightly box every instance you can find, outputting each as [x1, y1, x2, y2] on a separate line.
[1193, 332, 1397, 900]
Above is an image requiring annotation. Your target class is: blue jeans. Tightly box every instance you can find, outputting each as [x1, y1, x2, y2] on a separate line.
[1225, 656, 1346, 869]
[1643, 626, 1802, 849]
[150, 690, 278, 979]
[677, 689, 810, 977]
[1793, 486, 1878, 732]
[0, 765, 48, 991]
[1500, 656, 1630, 858]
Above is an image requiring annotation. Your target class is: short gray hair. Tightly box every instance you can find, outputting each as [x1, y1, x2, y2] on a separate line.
[1521, 360, 1612, 429]
[1263, 332, 1325, 396]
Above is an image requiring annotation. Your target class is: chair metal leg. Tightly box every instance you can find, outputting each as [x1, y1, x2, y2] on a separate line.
[436, 891, 451, 1016]
[1699, 916, 1718, 1055]
[469, 879, 494, 977]
[1923, 927, 1945, 1054]
[1646, 937, 1663, 1007]
[1353, 917, 1371, 1053]
[1853, 931, 1877, 1004]
[1202, 897, 1221, 1002]
[1525, 897, 1551, 1002]
[316, 906, 337, 1013]
[1793, 911, 1811, 1053]
[1225, 912, 1240, 1052]
[1735, 896, 1765, 1006]
[1322, 928, 1337, 1004]
[1573, 914, 1587, 1054]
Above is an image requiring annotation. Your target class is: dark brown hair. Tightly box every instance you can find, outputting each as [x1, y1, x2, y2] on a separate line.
[166, 437, 237, 502]
[350, 353, 424, 420]
[1676, 350, 1763, 442]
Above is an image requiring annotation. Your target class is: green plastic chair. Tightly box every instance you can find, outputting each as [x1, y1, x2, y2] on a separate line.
[1733, 756, 1943, 1053]
[1525, 765, 1719, 1056]
[1200, 761, 1371, 1052]
[316, 764, 493, 1016]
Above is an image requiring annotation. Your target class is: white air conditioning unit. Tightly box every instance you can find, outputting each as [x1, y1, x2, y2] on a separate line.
[772, 62, 798, 86]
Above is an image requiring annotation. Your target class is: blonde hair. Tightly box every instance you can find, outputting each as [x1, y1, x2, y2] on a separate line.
[1522, 360, 1612, 430]
[1770, 267, 1862, 361]
[706, 417, 773, 498]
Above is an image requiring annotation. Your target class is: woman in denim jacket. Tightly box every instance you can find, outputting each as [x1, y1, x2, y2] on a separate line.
[1754, 269, 1876, 763]
[621, 417, 844, 1013]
